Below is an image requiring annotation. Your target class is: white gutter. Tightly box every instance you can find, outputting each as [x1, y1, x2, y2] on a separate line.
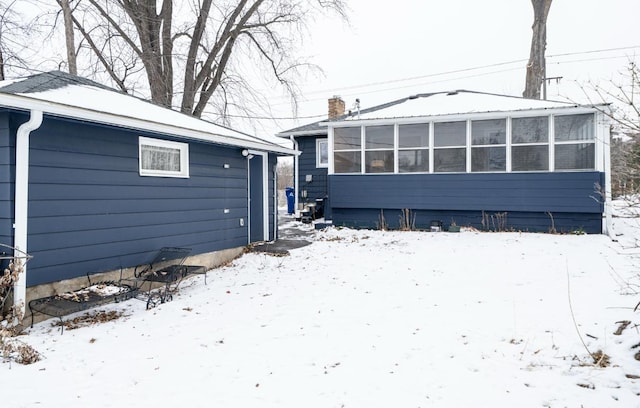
[318, 105, 609, 127]
[0, 93, 296, 155]
[14, 109, 43, 316]
[290, 136, 299, 214]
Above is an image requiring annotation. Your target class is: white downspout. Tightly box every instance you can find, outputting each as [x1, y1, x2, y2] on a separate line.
[273, 162, 277, 241]
[289, 136, 299, 214]
[602, 113, 612, 236]
[246, 153, 251, 245]
[14, 109, 43, 316]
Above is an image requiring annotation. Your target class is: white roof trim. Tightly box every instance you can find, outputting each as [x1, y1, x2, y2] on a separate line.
[0, 92, 296, 155]
[321, 104, 609, 127]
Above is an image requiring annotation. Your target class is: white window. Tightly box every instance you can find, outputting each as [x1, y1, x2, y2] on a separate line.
[333, 126, 362, 173]
[471, 119, 506, 172]
[434, 121, 467, 173]
[316, 138, 328, 168]
[511, 116, 549, 172]
[139, 136, 189, 178]
[365, 125, 394, 173]
[398, 123, 429, 173]
[553, 114, 595, 170]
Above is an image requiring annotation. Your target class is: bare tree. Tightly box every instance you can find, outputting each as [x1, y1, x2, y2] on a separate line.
[0, 1, 35, 79]
[577, 62, 640, 198]
[523, 0, 552, 99]
[64, 0, 347, 120]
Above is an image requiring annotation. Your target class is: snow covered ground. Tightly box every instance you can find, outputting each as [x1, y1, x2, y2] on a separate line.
[2, 207, 640, 408]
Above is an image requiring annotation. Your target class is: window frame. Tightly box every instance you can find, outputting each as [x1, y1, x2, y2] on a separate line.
[510, 116, 550, 172]
[328, 110, 602, 176]
[471, 118, 507, 173]
[139, 136, 190, 178]
[364, 125, 395, 173]
[552, 113, 596, 171]
[333, 126, 363, 174]
[398, 123, 430, 173]
[433, 121, 467, 173]
[316, 138, 329, 168]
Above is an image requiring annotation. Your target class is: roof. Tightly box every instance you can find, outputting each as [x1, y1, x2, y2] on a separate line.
[0, 71, 295, 155]
[277, 90, 606, 137]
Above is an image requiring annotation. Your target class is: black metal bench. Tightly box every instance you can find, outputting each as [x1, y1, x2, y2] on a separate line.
[29, 271, 138, 333]
[123, 247, 207, 309]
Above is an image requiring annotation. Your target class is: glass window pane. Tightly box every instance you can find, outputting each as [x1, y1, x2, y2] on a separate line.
[365, 150, 394, 173]
[512, 116, 548, 144]
[434, 148, 466, 172]
[472, 146, 506, 172]
[317, 139, 328, 167]
[512, 145, 549, 171]
[334, 127, 361, 150]
[434, 121, 466, 147]
[365, 125, 394, 149]
[472, 119, 506, 145]
[399, 150, 429, 173]
[334, 151, 361, 173]
[555, 143, 595, 170]
[554, 114, 594, 142]
[142, 144, 181, 171]
[399, 123, 429, 148]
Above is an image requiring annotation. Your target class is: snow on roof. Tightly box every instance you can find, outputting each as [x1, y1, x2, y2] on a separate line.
[278, 90, 603, 138]
[341, 90, 586, 122]
[0, 71, 294, 154]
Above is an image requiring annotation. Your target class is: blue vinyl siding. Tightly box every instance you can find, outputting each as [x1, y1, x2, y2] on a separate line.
[328, 172, 604, 233]
[25, 115, 251, 286]
[0, 112, 14, 251]
[331, 208, 601, 234]
[297, 136, 328, 204]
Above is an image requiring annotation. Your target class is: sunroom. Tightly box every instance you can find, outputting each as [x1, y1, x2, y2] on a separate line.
[322, 91, 611, 233]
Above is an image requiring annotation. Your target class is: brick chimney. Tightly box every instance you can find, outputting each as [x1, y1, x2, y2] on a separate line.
[328, 96, 345, 119]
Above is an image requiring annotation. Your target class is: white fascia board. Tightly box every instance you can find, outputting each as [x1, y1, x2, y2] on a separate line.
[0, 93, 297, 155]
[322, 105, 607, 128]
[276, 129, 328, 138]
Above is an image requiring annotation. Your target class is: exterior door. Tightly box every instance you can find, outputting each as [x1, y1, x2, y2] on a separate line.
[249, 153, 265, 242]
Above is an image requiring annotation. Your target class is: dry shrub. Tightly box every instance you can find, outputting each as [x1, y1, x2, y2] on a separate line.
[592, 349, 610, 367]
[53, 309, 126, 331]
[0, 258, 41, 365]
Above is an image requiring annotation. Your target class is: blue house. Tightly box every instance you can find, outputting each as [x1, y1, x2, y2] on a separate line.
[278, 91, 612, 234]
[0, 71, 295, 313]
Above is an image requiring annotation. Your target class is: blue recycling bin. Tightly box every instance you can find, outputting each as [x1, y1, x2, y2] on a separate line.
[285, 187, 295, 214]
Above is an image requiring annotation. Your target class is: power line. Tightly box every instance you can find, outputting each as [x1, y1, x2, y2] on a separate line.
[274, 45, 640, 101]
[246, 52, 639, 120]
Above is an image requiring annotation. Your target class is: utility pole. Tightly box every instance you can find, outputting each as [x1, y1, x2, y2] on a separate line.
[541, 76, 562, 100]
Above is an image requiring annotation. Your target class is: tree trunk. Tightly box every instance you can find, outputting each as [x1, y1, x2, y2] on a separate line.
[523, 0, 552, 99]
[0, 48, 4, 81]
[58, 0, 77, 75]
[112, 0, 174, 108]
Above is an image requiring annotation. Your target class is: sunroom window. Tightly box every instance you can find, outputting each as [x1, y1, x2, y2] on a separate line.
[139, 136, 189, 178]
[471, 119, 506, 172]
[333, 126, 361, 173]
[554, 114, 595, 170]
[511, 116, 549, 172]
[365, 125, 394, 173]
[398, 123, 429, 173]
[434, 121, 466, 173]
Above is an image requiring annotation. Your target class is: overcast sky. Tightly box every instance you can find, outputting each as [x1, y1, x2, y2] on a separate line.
[254, 0, 640, 138]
